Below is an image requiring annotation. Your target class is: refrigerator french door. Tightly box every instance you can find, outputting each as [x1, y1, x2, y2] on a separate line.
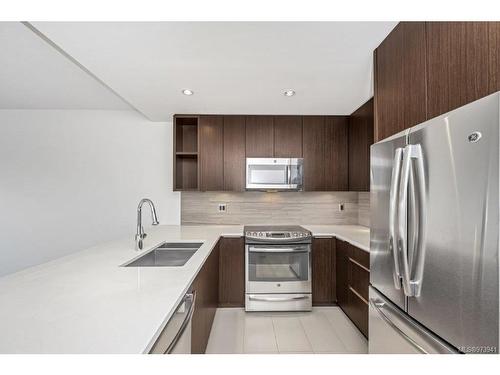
[370, 92, 499, 354]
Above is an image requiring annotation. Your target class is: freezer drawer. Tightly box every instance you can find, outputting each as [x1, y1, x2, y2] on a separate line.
[369, 287, 457, 354]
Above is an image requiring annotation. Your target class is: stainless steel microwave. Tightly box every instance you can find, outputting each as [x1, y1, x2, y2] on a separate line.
[246, 158, 303, 191]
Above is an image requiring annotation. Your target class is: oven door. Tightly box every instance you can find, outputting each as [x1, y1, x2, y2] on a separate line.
[246, 244, 311, 294]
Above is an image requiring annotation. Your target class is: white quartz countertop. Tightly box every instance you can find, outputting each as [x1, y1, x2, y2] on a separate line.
[303, 224, 370, 252]
[0, 224, 369, 354]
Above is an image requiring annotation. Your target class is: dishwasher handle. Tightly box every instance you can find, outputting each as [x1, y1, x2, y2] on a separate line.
[165, 291, 196, 354]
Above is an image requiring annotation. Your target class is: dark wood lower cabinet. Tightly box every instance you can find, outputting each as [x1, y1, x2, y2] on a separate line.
[336, 239, 349, 309]
[311, 237, 336, 305]
[347, 287, 369, 337]
[190, 241, 220, 354]
[185, 235, 369, 353]
[189, 237, 245, 353]
[335, 238, 370, 338]
[218, 237, 245, 307]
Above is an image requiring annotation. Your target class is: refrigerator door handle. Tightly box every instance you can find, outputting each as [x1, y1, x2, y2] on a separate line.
[408, 144, 427, 297]
[389, 147, 404, 289]
[369, 298, 427, 354]
[398, 145, 418, 297]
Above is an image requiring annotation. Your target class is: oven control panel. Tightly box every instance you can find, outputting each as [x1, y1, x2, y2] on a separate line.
[244, 226, 312, 243]
[245, 231, 309, 239]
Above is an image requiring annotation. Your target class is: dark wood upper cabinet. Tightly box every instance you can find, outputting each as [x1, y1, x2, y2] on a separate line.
[245, 116, 274, 157]
[223, 116, 246, 191]
[273, 116, 303, 157]
[218, 237, 245, 307]
[177, 114, 357, 192]
[302, 116, 325, 191]
[489, 22, 500, 93]
[199, 116, 224, 191]
[349, 99, 374, 191]
[375, 23, 404, 142]
[312, 237, 336, 305]
[374, 21, 500, 141]
[426, 22, 489, 118]
[402, 22, 428, 128]
[324, 116, 349, 191]
[303, 116, 350, 191]
[374, 22, 427, 142]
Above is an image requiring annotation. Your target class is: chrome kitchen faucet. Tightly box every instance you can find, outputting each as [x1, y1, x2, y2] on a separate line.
[135, 198, 159, 250]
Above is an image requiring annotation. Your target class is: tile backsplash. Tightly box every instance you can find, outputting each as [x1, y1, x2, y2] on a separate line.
[357, 192, 370, 227]
[181, 191, 369, 226]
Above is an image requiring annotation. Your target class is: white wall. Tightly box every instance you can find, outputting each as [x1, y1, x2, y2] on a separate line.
[0, 109, 179, 276]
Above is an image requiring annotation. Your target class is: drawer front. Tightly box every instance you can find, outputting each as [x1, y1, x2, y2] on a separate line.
[348, 287, 369, 338]
[245, 293, 312, 312]
[349, 244, 370, 270]
[349, 257, 370, 301]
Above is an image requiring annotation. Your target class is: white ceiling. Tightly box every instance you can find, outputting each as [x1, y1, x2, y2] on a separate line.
[31, 22, 397, 121]
[0, 22, 396, 119]
[0, 22, 130, 110]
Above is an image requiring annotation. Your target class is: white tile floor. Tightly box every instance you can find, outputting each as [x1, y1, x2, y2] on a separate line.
[205, 307, 367, 354]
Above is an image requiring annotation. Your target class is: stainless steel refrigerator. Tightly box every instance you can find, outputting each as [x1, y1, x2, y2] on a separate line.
[369, 92, 499, 354]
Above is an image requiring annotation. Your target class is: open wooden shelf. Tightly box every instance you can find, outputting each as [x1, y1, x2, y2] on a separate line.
[175, 116, 198, 153]
[174, 116, 199, 191]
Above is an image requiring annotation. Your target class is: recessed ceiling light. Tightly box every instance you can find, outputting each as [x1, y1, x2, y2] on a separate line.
[182, 89, 194, 96]
[284, 89, 295, 97]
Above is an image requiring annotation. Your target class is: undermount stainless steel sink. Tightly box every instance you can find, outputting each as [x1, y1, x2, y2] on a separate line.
[123, 242, 203, 267]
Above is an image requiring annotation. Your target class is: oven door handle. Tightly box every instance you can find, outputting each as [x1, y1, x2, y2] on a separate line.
[248, 295, 309, 302]
[248, 247, 310, 253]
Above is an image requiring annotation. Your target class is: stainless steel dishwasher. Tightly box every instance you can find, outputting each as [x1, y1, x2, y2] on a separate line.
[149, 291, 196, 354]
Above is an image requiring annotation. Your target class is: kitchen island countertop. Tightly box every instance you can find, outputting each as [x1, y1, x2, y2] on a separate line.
[0, 224, 369, 354]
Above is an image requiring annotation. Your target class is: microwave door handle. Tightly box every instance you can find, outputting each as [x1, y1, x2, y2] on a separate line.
[389, 147, 404, 289]
[286, 164, 291, 185]
[408, 144, 426, 297]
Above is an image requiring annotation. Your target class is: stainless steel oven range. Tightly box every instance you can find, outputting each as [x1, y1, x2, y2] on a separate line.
[245, 225, 312, 312]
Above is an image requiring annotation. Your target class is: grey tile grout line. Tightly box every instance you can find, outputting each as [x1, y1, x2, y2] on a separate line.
[270, 315, 280, 354]
[240, 308, 247, 354]
[213, 307, 366, 354]
[297, 311, 317, 354]
[320, 308, 352, 354]
[323, 308, 353, 353]
[21, 22, 151, 121]
[324, 308, 367, 354]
